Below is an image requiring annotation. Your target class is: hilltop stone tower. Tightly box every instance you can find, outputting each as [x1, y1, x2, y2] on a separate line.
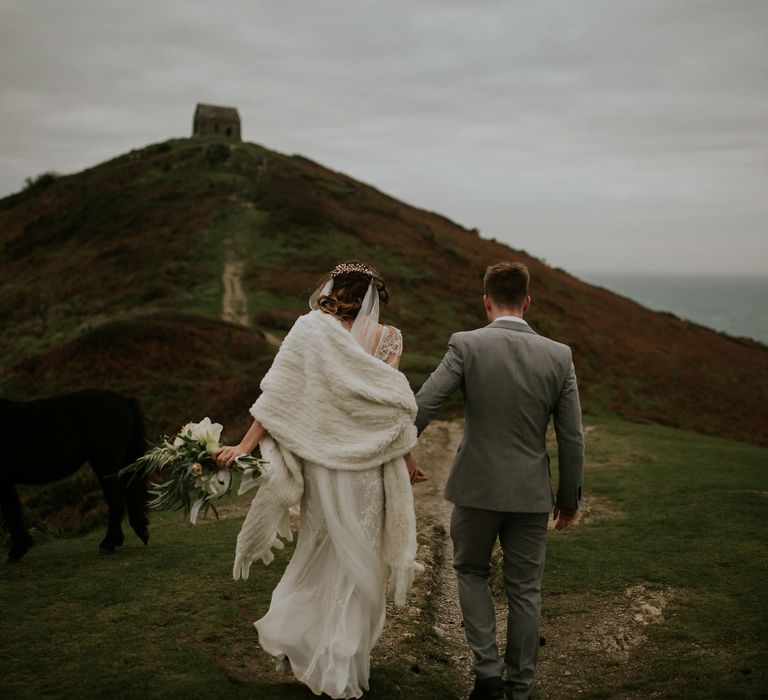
[193, 103, 241, 141]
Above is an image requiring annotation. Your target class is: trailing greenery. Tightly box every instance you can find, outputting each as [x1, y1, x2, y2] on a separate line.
[120, 423, 264, 523]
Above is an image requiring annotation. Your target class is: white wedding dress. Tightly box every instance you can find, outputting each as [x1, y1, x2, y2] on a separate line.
[255, 325, 404, 699]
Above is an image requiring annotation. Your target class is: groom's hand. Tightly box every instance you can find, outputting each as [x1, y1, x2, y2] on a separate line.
[553, 505, 579, 531]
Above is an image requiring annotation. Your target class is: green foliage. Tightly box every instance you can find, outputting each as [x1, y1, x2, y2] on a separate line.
[13, 469, 107, 539]
[23, 170, 59, 191]
[122, 433, 264, 520]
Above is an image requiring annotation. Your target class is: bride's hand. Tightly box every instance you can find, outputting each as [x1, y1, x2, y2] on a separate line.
[212, 444, 248, 469]
[404, 453, 428, 485]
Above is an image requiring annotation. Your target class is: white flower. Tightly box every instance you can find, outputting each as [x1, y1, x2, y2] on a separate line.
[173, 418, 223, 452]
[198, 469, 230, 497]
[173, 422, 195, 447]
[191, 417, 223, 452]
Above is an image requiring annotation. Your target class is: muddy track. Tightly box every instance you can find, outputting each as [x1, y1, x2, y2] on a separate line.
[221, 239, 281, 349]
[221, 238, 249, 326]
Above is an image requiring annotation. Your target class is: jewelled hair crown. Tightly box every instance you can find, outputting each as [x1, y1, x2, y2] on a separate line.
[330, 262, 376, 278]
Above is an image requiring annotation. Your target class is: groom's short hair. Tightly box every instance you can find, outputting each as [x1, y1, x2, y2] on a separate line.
[484, 262, 529, 307]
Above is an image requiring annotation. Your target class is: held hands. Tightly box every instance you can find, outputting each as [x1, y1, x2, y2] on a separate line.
[404, 453, 428, 485]
[553, 505, 579, 531]
[212, 444, 248, 469]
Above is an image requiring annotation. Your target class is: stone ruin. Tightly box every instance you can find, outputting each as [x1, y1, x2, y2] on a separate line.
[192, 103, 241, 141]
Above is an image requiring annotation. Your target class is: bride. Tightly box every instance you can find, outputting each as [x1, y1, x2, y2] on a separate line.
[213, 260, 427, 699]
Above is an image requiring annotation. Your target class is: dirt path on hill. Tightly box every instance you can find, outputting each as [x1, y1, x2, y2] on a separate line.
[375, 420, 473, 694]
[221, 239, 249, 326]
[220, 240, 282, 349]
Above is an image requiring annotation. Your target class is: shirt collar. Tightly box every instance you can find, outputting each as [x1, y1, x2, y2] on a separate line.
[494, 315, 528, 325]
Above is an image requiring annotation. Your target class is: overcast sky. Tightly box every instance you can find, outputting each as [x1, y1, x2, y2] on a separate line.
[2, 0, 767, 275]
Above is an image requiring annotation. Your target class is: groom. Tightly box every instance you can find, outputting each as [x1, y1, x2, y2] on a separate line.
[414, 262, 584, 700]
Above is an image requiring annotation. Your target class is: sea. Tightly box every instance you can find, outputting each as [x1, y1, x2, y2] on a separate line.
[577, 273, 768, 346]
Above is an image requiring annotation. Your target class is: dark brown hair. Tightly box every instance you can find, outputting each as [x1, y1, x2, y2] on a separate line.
[483, 261, 530, 308]
[317, 260, 389, 322]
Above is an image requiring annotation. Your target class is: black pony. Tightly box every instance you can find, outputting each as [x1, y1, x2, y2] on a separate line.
[0, 389, 149, 562]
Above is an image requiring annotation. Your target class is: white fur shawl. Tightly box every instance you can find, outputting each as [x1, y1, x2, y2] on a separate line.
[233, 311, 420, 606]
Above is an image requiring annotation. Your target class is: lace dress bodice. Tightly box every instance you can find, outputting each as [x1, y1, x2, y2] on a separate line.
[374, 325, 403, 366]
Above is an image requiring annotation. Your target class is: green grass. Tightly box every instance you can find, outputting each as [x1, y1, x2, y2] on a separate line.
[0, 504, 459, 699]
[2, 417, 767, 698]
[543, 415, 768, 698]
[0, 509, 337, 699]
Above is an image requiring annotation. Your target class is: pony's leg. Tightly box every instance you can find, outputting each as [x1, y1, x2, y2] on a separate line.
[0, 479, 34, 562]
[89, 421, 132, 553]
[124, 475, 149, 545]
[124, 397, 149, 545]
[96, 474, 125, 553]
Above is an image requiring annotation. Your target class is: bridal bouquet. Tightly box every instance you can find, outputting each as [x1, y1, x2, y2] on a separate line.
[121, 417, 266, 524]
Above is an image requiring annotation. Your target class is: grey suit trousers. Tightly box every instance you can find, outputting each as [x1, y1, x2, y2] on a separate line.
[451, 506, 549, 700]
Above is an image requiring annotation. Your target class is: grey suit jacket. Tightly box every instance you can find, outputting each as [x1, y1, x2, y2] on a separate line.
[415, 319, 584, 512]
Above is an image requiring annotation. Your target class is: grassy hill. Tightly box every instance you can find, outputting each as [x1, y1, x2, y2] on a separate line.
[2, 135, 766, 448]
[2, 135, 767, 698]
